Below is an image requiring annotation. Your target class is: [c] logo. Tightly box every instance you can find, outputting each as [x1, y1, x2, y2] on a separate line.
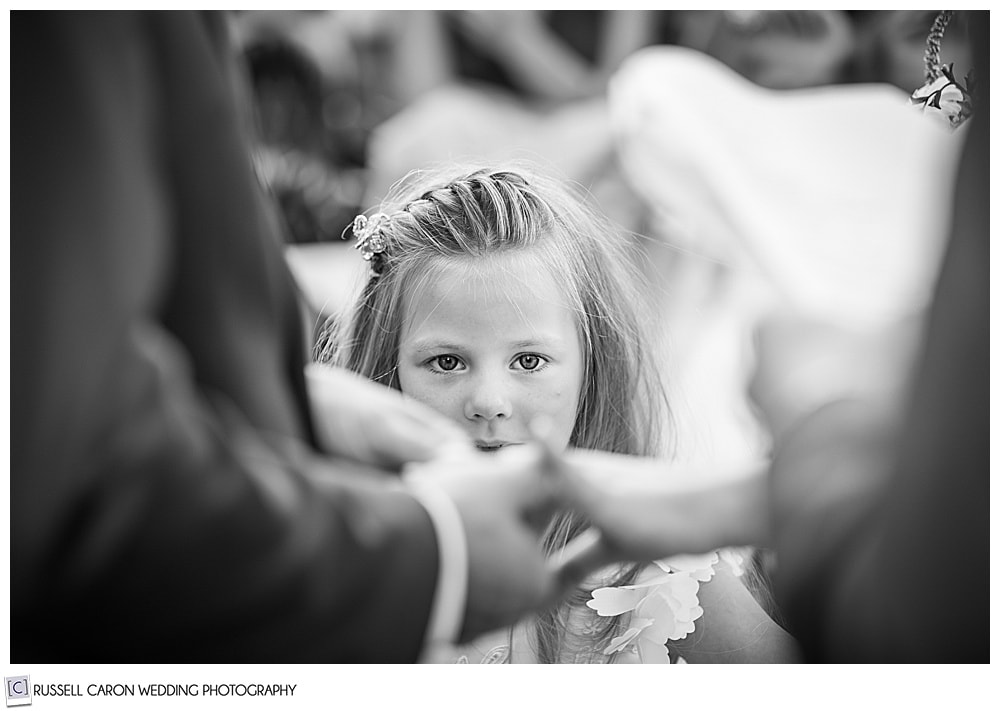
[4, 676, 31, 707]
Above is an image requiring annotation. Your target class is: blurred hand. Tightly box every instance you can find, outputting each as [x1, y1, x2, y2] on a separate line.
[547, 449, 770, 585]
[305, 363, 473, 470]
[408, 441, 598, 642]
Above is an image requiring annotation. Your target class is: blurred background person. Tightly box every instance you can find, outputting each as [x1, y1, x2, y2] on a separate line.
[233, 10, 972, 248]
[849, 9, 974, 91]
[358, 10, 663, 230]
[666, 10, 855, 89]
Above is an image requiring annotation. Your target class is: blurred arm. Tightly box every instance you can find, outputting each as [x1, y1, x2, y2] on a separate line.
[11, 11, 439, 662]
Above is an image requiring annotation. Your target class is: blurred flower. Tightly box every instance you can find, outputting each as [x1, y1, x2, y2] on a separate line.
[718, 548, 748, 577]
[910, 64, 975, 130]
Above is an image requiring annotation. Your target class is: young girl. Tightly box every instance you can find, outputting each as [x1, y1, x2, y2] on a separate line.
[319, 164, 799, 663]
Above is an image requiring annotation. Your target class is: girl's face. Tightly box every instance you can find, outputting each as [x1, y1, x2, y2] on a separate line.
[397, 251, 584, 453]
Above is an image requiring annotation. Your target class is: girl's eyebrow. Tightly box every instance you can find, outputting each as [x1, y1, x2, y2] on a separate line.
[407, 335, 566, 353]
[510, 336, 565, 349]
[409, 340, 467, 354]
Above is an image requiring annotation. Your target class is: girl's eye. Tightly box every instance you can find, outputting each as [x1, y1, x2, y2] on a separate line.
[432, 355, 463, 372]
[513, 354, 545, 371]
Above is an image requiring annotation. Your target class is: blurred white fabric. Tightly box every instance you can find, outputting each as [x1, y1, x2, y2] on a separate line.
[609, 46, 963, 464]
[363, 85, 614, 208]
[285, 242, 367, 320]
[612, 45, 961, 330]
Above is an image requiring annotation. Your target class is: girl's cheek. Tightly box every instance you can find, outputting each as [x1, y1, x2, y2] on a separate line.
[421, 382, 465, 419]
[531, 387, 569, 412]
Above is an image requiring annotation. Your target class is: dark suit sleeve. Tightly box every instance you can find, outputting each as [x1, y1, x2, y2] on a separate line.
[769, 16, 988, 662]
[11, 11, 438, 662]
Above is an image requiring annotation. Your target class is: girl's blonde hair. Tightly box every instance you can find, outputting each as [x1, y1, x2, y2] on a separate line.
[319, 163, 672, 661]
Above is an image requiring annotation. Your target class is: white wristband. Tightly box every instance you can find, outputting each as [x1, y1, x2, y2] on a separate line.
[404, 473, 468, 650]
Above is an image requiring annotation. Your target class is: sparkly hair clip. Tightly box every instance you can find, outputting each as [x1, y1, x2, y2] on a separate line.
[351, 212, 391, 276]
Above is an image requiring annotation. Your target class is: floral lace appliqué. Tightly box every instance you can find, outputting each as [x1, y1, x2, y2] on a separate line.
[587, 552, 719, 664]
[453, 643, 509, 664]
[718, 547, 748, 577]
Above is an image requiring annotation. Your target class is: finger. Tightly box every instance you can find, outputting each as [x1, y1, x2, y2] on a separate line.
[549, 527, 615, 593]
[378, 406, 471, 462]
[367, 417, 452, 470]
[546, 451, 611, 524]
[392, 396, 468, 442]
[515, 441, 565, 531]
[528, 415, 567, 492]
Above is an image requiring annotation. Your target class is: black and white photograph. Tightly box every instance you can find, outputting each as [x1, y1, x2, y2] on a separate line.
[6, 7, 991, 708]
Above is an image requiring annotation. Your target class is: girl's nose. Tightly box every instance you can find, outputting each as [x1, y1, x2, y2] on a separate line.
[463, 375, 513, 422]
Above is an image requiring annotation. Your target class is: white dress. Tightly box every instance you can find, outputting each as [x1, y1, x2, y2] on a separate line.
[430, 550, 747, 664]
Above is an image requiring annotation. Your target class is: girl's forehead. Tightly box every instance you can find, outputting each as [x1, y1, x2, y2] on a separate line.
[400, 251, 578, 337]
[428, 250, 544, 290]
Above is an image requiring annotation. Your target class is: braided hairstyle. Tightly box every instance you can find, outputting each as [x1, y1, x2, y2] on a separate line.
[320, 163, 672, 662]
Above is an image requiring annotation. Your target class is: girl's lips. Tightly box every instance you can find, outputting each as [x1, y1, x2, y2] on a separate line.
[475, 442, 505, 453]
[474, 442, 521, 453]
